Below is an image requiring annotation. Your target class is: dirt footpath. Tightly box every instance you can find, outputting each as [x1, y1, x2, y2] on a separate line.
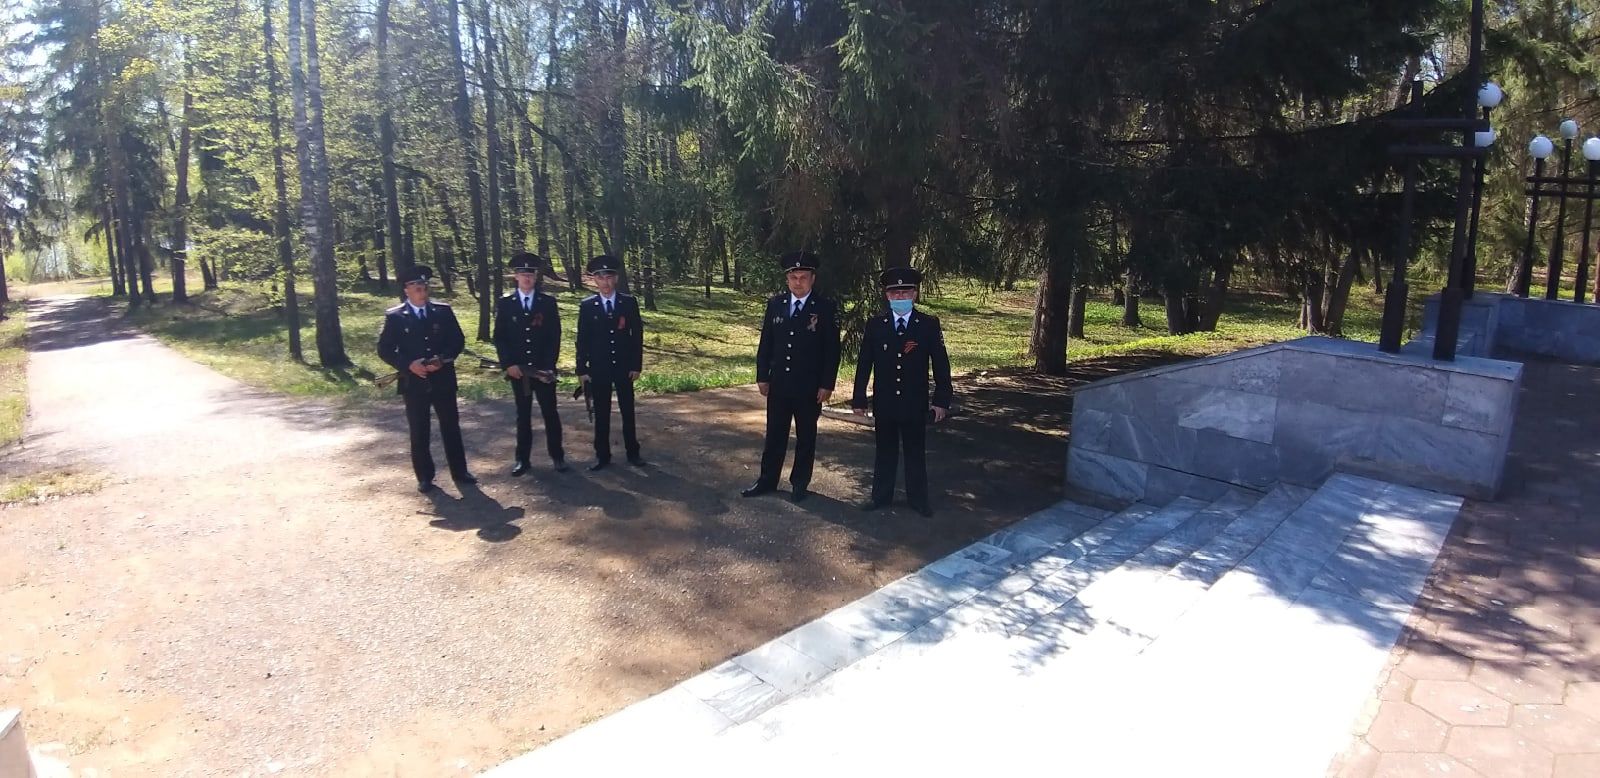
[1, 295, 1108, 777]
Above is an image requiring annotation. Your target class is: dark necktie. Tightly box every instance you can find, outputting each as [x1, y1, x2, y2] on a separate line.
[792, 301, 803, 318]
[606, 299, 614, 316]
[417, 306, 427, 321]
[896, 318, 906, 336]
[524, 296, 532, 313]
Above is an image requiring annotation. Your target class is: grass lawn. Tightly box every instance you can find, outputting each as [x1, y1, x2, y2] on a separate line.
[70, 270, 1405, 403]
[0, 301, 27, 447]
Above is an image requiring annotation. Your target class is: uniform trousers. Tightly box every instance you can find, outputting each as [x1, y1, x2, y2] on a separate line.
[590, 376, 640, 461]
[513, 379, 564, 463]
[404, 386, 469, 483]
[758, 392, 822, 490]
[872, 414, 928, 509]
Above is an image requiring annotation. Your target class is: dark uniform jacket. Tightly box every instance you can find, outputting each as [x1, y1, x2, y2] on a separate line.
[378, 301, 466, 396]
[851, 310, 954, 422]
[756, 292, 841, 397]
[575, 292, 644, 381]
[493, 289, 561, 373]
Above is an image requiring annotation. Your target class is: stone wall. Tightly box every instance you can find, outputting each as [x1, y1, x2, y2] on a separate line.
[1067, 337, 1521, 502]
[0, 709, 34, 778]
[1421, 292, 1600, 364]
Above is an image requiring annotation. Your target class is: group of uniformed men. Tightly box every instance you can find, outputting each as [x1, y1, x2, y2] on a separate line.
[375, 250, 953, 515]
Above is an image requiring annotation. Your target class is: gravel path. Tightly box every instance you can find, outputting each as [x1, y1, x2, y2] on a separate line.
[1, 295, 1072, 777]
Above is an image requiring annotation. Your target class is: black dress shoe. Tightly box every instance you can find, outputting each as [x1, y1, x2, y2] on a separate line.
[789, 487, 810, 503]
[741, 483, 776, 498]
[588, 460, 610, 472]
[627, 454, 647, 467]
[910, 504, 934, 518]
[553, 458, 570, 473]
[511, 461, 531, 477]
[859, 500, 888, 512]
[453, 472, 478, 485]
[417, 481, 437, 494]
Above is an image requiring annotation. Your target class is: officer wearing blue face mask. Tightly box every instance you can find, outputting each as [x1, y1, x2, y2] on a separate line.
[851, 266, 953, 517]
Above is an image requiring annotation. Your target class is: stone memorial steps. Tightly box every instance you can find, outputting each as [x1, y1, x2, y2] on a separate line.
[483, 473, 1461, 777]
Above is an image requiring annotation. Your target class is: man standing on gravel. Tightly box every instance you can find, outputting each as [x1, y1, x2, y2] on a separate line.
[494, 252, 568, 475]
[575, 255, 646, 471]
[742, 251, 841, 503]
[852, 266, 952, 517]
[378, 265, 476, 493]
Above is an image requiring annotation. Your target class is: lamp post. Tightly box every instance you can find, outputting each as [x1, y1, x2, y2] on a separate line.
[1433, 0, 1489, 361]
[1517, 135, 1556, 297]
[1575, 138, 1600, 303]
[1464, 81, 1502, 297]
[1546, 119, 1581, 299]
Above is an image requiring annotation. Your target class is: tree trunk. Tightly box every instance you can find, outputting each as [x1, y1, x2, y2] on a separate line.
[1323, 249, 1362, 338]
[403, 177, 418, 272]
[474, 0, 506, 304]
[0, 250, 7, 305]
[536, 0, 559, 265]
[132, 211, 156, 303]
[495, 24, 526, 254]
[1163, 283, 1191, 335]
[170, 60, 195, 304]
[262, 0, 302, 360]
[600, 4, 630, 265]
[1030, 220, 1075, 376]
[1302, 268, 1328, 334]
[883, 176, 917, 268]
[561, 133, 584, 292]
[435, 182, 470, 295]
[289, 0, 350, 366]
[1197, 264, 1231, 332]
[373, 225, 387, 289]
[376, 0, 408, 285]
[1067, 284, 1089, 339]
[103, 201, 126, 297]
[446, 0, 492, 339]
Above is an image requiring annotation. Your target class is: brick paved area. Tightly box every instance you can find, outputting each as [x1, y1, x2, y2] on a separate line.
[1331, 359, 1600, 778]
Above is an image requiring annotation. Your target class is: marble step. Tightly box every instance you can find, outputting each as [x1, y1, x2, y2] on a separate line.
[481, 476, 1463, 777]
[1033, 473, 1463, 777]
[1063, 484, 1316, 656]
[479, 496, 1121, 777]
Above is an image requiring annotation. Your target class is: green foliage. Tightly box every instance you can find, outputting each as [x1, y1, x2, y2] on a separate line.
[0, 300, 26, 446]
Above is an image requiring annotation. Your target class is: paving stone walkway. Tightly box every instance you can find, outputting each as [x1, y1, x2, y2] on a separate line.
[1330, 359, 1600, 778]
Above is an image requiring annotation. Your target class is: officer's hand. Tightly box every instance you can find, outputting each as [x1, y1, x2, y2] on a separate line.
[758, 382, 770, 397]
[409, 359, 430, 378]
[817, 389, 832, 404]
[506, 365, 524, 380]
[932, 406, 948, 422]
[628, 371, 640, 381]
[425, 361, 442, 373]
[539, 371, 556, 384]
[852, 407, 867, 416]
[580, 374, 590, 384]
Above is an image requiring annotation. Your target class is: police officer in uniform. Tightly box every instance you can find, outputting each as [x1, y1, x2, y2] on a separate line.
[378, 265, 476, 492]
[575, 255, 646, 470]
[742, 251, 841, 503]
[494, 251, 568, 475]
[851, 266, 952, 516]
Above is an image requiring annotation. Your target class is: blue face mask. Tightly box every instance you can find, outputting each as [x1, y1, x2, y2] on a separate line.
[889, 299, 914, 316]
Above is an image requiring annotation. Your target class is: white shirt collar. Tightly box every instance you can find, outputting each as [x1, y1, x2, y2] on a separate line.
[790, 293, 810, 309]
[895, 310, 912, 325]
[600, 292, 617, 305]
[411, 302, 428, 316]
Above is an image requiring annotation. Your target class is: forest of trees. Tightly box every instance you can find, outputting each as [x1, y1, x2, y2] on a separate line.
[1, 0, 1598, 373]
